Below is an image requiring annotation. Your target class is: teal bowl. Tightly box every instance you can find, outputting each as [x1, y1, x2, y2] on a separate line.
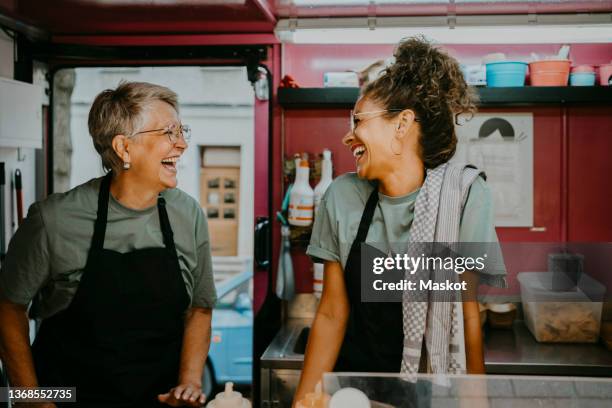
[570, 72, 596, 86]
[486, 61, 528, 87]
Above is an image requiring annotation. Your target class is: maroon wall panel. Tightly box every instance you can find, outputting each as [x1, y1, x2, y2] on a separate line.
[284, 109, 353, 174]
[568, 106, 612, 242]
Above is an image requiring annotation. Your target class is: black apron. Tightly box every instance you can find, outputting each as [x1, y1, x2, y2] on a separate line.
[32, 172, 190, 407]
[334, 186, 432, 408]
[334, 186, 404, 373]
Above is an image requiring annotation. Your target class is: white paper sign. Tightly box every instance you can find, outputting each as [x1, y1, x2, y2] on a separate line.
[452, 113, 534, 227]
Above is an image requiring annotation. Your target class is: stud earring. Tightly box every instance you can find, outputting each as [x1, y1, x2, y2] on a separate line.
[123, 162, 131, 170]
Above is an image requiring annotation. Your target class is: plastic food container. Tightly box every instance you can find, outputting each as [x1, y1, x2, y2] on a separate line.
[461, 64, 486, 86]
[598, 64, 612, 86]
[570, 73, 596, 86]
[485, 61, 527, 87]
[529, 60, 571, 86]
[517, 272, 605, 343]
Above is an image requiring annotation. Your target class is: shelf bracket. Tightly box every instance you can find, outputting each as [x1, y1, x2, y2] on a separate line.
[528, 4, 537, 24]
[367, 16, 376, 31]
[447, 0, 457, 29]
[288, 17, 298, 32]
[17, 148, 26, 162]
[367, 1, 376, 31]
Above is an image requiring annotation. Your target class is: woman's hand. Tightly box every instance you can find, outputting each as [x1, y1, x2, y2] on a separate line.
[160, 307, 213, 406]
[158, 382, 206, 407]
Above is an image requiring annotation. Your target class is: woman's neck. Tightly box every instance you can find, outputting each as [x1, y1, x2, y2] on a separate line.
[378, 154, 425, 197]
[109, 171, 159, 210]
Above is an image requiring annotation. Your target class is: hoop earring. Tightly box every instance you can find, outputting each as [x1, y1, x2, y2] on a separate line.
[123, 162, 131, 170]
[390, 136, 402, 156]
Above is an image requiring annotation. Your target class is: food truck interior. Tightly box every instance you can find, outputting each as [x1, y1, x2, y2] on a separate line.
[0, 1, 611, 407]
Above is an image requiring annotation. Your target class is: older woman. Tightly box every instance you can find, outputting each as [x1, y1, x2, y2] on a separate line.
[294, 38, 507, 406]
[0, 82, 216, 407]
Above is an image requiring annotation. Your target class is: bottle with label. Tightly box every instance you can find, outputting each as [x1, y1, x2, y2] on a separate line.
[288, 159, 314, 227]
[314, 149, 333, 217]
[313, 263, 324, 300]
[313, 150, 333, 299]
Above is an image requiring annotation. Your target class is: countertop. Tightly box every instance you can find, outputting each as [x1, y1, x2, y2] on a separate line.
[261, 319, 612, 376]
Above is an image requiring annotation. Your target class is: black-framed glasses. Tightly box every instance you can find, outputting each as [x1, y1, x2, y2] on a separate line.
[350, 109, 420, 134]
[131, 123, 191, 144]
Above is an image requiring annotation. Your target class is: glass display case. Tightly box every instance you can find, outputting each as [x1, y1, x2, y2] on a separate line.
[321, 373, 612, 408]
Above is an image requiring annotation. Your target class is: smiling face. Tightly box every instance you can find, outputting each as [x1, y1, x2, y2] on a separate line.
[125, 100, 187, 191]
[342, 96, 402, 180]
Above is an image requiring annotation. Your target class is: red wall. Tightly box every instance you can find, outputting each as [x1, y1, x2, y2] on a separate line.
[275, 43, 612, 296]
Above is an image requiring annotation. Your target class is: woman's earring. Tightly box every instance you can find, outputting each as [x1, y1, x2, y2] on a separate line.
[390, 136, 402, 155]
[123, 161, 131, 170]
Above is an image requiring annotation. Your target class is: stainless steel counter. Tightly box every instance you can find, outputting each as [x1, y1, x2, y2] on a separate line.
[262, 319, 612, 375]
[261, 318, 311, 370]
[484, 322, 612, 376]
[260, 319, 612, 406]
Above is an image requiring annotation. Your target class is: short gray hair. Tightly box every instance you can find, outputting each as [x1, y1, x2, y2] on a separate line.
[88, 81, 179, 173]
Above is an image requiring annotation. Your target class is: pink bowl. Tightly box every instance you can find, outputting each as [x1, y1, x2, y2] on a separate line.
[529, 60, 571, 86]
[599, 64, 612, 86]
[572, 65, 595, 73]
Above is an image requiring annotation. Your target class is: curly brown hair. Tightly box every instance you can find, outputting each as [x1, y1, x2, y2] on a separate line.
[362, 36, 477, 169]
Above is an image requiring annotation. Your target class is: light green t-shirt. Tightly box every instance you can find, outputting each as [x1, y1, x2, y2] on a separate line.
[0, 177, 217, 319]
[307, 172, 506, 285]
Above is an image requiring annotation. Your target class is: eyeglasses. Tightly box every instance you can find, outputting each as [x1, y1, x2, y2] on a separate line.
[350, 110, 474, 133]
[131, 124, 191, 144]
[350, 109, 420, 134]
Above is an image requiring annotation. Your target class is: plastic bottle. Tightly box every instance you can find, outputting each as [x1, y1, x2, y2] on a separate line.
[288, 159, 314, 227]
[313, 263, 324, 300]
[313, 150, 333, 299]
[314, 149, 333, 216]
[206, 382, 251, 408]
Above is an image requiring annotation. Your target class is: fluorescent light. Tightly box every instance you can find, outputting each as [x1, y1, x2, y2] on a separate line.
[276, 19, 612, 44]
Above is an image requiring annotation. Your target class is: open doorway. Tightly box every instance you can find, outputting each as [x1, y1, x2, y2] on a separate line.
[52, 66, 255, 397]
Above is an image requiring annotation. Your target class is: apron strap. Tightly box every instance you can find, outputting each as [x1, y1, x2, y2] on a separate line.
[91, 172, 177, 254]
[351, 183, 379, 248]
[157, 196, 178, 255]
[90, 172, 113, 250]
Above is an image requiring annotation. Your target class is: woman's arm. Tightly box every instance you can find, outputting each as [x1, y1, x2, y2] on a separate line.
[0, 301, 38, 387]
[293, 261, 350, 406]
[157, 306, 212, 407]
[461, 270, 485, 374]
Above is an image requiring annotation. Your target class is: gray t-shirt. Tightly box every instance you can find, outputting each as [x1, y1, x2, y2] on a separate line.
[307, 172, 506, 286]
[0, 177, 217, 319]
